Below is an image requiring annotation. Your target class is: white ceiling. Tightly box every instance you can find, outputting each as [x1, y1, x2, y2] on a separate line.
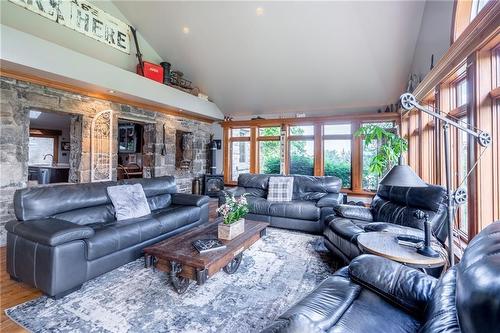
[114, 1, 426, 118]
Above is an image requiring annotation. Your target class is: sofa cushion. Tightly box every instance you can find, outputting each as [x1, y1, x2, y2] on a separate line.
[247, 197, 273, 215]
[151, 205, 201, 233]
[267, 176, 294, 202]
[107, 184, 151, 221]
[85, 205, 201, 260]
[86, 215, 162, 260]
[292, 175, 342, 201]
[269, 200, 320, 221]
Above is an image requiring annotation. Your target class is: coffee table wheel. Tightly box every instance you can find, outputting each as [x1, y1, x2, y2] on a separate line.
[223, 253, 243, 274]
[170, 261, 190, 294]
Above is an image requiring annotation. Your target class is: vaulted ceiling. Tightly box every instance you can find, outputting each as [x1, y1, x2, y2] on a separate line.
[114, 1, 427, 118]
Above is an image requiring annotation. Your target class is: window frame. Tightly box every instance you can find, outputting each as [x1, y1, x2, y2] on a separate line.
[222, 114, 399, 194]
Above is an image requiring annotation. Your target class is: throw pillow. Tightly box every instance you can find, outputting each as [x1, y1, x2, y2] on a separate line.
[107, 183, 151, 221]
[267, 176, 294, 202]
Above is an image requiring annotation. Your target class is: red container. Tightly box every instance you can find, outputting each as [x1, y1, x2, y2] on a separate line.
[137, 62, 164, 83]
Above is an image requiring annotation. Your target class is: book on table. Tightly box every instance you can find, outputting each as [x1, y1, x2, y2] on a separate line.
[192, 239, 227, 254]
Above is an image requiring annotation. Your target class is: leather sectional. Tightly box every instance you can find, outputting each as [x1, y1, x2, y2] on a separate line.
[5, 176, 209, 298]
[220, 174, 344, 234]
[262, 220, 500, 333]
[324, 184, 448, 264]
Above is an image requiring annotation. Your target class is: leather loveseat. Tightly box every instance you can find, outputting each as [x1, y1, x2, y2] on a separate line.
[220, 174, 343, 234]
[324, 184, 448, 263]
[5, 176, 209, 298]
[262, 220, 500, 333]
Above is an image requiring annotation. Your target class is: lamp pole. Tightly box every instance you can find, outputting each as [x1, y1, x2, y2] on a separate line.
[400, 93, 491, 266]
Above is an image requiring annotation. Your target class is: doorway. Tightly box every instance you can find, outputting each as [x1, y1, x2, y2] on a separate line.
[117, 120, 145, 180]
[27, 109, 82, 186]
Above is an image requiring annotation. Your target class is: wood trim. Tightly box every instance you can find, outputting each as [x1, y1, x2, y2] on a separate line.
[452, 0, 474, 43]
[0, 69, 217, 124]
[413, 0, 500, 100]
[220, 112, 398, 128]
[351, 121, 362, 192]
[249, 127, 257, 174]
[490, 86, 500, 99]
[314, 123, 323, 176]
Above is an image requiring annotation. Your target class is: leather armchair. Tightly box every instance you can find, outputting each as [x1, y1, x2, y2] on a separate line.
[262, 221, 500, 333]
[323, 184, 448, 263]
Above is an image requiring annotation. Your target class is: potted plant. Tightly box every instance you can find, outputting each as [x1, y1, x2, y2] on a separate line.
[355, 124, 408, 189]
[217, 193, 249, 240]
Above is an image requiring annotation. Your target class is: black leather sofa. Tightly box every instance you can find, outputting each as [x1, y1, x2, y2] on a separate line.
[324, 184, 448, 263]
[5, 176, 209, 298]
[262, 220, 500, 333]
[220, 174, 343, 234]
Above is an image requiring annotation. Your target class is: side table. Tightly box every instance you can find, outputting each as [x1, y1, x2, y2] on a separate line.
[357, 232, 446, 270]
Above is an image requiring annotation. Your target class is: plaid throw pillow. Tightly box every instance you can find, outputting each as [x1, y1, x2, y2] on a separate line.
[267, 177, 294, 202]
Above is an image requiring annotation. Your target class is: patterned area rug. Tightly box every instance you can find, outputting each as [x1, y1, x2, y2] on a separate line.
[6, 228, 339, 333]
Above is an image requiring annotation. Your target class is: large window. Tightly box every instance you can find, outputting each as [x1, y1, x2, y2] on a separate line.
[289, 125, 314, 175]
[323, 124, 352, 188]
[29, 137, 55, 164]
[361, 122, 395, 191]
[258, 126, 281, 174]
[457, 117, 469, 235]
[229, 128, 251, 181]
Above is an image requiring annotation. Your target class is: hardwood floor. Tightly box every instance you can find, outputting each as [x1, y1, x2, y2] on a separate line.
[0, 198, 219, 332]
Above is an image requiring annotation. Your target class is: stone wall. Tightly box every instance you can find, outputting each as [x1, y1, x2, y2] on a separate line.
[0, 76, 213, 245]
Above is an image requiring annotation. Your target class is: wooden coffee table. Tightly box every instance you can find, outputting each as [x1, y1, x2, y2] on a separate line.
[143, 220, 269, 294]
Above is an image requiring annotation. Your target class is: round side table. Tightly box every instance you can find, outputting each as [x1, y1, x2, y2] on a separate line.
[357, 232, 446, 269]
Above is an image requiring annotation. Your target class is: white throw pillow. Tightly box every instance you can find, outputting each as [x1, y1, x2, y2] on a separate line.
[107, 183, 151, 221]
[267, 177, 294, 202]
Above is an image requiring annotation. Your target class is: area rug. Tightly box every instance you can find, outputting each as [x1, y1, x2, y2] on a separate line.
[6, 228, 339, 333]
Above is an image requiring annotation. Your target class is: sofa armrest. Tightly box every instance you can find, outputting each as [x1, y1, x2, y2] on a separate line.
[333, 204, 373, 221]
[5, 218, 94, 246]
[316, 193, 343, 208]
[171, 193, 209, 207]
[219, 187, 246, 205]
[348, 254, 437, 318]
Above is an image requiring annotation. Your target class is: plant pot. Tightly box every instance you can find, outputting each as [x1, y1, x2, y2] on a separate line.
[218, 218, 245, 240]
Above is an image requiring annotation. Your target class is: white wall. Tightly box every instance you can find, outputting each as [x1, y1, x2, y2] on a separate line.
[410, 0, 454, 81]
[0, 0, 163, 72]
[211, 123, 224, 174]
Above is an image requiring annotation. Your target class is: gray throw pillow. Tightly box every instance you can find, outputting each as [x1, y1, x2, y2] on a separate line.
[267, 176, 294, 202]
[107, 184, 151, 221]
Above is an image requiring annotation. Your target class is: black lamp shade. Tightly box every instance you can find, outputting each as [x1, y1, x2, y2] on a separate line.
[379, 165, 427, 188]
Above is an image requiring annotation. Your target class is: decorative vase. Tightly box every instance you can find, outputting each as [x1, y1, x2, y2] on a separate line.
[218, 218, 245, 240]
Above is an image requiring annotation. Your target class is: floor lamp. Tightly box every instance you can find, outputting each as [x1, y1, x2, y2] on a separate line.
[380, 93, 491, 266]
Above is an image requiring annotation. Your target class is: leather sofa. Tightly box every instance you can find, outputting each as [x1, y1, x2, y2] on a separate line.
[324, 184, 448, 263]
[220, 174, 343, 234]
[5, 176, 209, 299]
[262, 220, 500, 333]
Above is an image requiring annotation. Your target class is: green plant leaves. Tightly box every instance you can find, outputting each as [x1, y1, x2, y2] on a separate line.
[355, 124, 408, 177]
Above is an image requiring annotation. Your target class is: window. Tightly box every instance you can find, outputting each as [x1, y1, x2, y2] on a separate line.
[231, 141, 250, 181]
[361, 122, 395, 191]
[457, 117, 469, 235]
[229, 128, 251, 181]
[324, 140, 351, 188]
[289, 125, 314, 175]
[289, 140, 314, 175]
[289, 125, 314, 136]
[470, 0, 489, 21]
[29, 137, 55, 164]
[323, 124, 352, 188]
[258, 126, 281, 174]
[454, 78, 468, 108]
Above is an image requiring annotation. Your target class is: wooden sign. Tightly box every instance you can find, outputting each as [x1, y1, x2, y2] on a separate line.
[9, 0, 130, 54]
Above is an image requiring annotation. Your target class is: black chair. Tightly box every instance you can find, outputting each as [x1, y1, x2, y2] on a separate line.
[323, 184, 448, 263]
[262, 221, 500, 333]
